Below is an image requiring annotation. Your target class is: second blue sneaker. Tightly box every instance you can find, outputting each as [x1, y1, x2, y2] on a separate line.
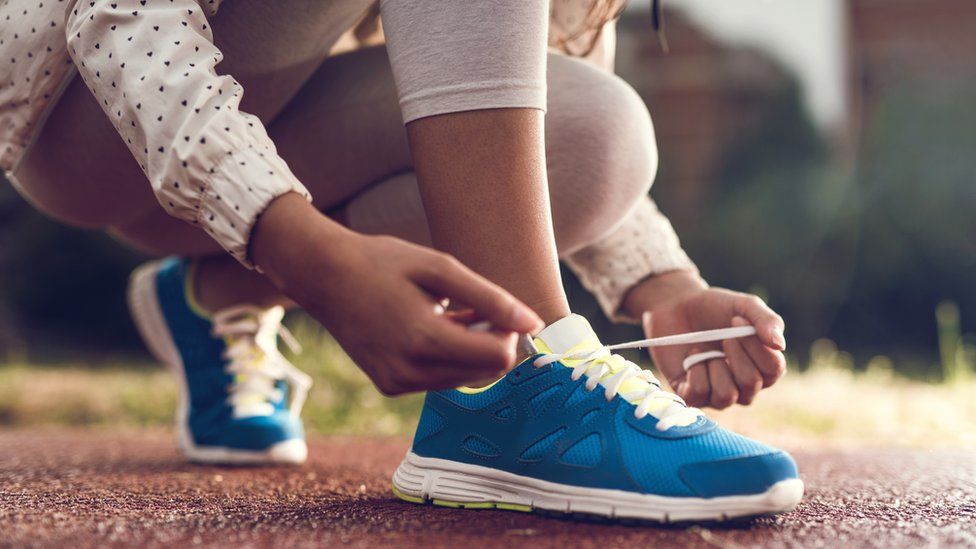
[393, 314, 803, 522]
[127, 258, 311, 464]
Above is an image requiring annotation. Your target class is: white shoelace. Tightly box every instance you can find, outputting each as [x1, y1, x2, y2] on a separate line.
[530, 326, 757, 431]
[211, 305, 312, 418]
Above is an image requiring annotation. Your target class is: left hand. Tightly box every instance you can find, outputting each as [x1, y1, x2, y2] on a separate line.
[622, 271, 787, 409]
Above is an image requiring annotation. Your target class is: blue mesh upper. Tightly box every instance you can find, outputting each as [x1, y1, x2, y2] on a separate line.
[494, 406, 515, 420]
[529, 383, 563, 415]
[614, 405, 773, 495]
[410, 355, 798, 497]
[580, 408, 600, 425]
[436, 381, 511, 409]
[520, 427, 567, 461]
[563, 382, 591, 409]
[153, 258, 302, 450]
[413, 406, 445, 443]
[463, 435, 501, 458]
[559, 433, 602, 467]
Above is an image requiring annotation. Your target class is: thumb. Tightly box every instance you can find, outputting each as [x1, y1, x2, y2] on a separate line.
[732, 295, 786, 351]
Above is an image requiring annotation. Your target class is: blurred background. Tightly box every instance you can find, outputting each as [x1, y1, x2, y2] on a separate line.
[0, 0, 973, 447]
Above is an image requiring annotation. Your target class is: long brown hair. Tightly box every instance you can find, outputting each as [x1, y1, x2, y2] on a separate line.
[549, 0, 629, 57]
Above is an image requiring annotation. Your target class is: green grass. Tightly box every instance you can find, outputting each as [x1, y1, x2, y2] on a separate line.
[1, 318, 974, 449]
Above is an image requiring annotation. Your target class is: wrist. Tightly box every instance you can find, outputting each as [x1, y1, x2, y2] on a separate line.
[621, 269, 708, 319]
[249, 192, 350, 288]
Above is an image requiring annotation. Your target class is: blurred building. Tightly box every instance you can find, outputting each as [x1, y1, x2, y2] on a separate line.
[614, 11, 796, 224]
[847, 0, 976, 141]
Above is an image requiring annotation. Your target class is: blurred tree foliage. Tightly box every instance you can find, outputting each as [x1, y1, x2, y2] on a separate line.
[0, 182, 146, 360]
[656, 78, 976, 372]
[838, 81, 976, 367]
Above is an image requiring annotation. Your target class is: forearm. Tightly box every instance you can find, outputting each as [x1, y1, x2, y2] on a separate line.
[621, 269, 707, 319]
[249, 193, 352, 292]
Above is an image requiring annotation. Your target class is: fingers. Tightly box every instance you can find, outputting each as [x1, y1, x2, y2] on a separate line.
[421, 317, 520, 371]
[395, 358, 511, 394]
[645, 312, 686, 388]
[443, 309, 480, 325]
[414, 254, 543, 334]
[731, 315, 786, 388]
[722, 336, 764, 405]
[372, 326, 517, 396]
[732, 294, 786, 351]
[677, 351, 712, 407]
[402, 284, 521, 373]
[416, 280, 529, 368]
[367, 285, 523, 395]
[706, 359, 738, 409]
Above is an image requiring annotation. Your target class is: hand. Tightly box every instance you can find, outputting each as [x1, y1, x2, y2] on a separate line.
[622, 271, 787, 409]
[251, 194, 544, 395]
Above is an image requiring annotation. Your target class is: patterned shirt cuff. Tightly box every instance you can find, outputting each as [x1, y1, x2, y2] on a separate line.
[564, 197, 697, 324]
[194, 146, 311, 268]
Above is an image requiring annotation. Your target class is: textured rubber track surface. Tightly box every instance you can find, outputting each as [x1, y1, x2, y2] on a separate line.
[0, 429, 973, 548]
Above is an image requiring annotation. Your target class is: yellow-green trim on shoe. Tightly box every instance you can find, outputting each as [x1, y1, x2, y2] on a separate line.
[183, 260, 212, 320]
[391, 485, 425, 504]
[392, 484, 531, 513]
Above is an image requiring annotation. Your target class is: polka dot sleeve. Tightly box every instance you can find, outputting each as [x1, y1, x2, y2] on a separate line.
[64, 0, 311, 267]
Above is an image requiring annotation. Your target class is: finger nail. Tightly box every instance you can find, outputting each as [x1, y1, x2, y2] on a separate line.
[641, 311, 653, 329]
[772, 328, 786, 351]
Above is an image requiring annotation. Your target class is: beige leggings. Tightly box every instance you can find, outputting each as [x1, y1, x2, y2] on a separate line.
[14, 2, 657, 262]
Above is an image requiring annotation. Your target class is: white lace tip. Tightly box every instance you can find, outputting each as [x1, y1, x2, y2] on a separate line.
[520, 334, 539, 356]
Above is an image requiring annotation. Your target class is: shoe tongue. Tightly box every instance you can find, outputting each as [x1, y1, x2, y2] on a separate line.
[534, 314, 601, 354]
[534, 314, 698, 426]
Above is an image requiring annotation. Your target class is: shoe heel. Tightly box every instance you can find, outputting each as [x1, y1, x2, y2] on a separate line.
[127, 260, 181, 367]
[392, 452, 533, 510]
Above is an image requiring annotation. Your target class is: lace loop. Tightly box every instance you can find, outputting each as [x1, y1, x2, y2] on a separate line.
[532, 325, 757, 431]
[211, 305, 312, 418]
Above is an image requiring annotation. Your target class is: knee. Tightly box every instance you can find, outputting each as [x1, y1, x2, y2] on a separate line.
[546, 55, 659, 252]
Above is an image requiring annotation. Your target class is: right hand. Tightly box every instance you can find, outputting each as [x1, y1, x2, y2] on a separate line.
[251, 194, 544, 395]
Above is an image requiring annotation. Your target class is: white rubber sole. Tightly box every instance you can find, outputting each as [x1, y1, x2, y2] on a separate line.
[127, 260, 307, 466]
[392, 451, 804, 522]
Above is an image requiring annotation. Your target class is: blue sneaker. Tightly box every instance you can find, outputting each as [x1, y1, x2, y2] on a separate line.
[127, 258, 311, 465]
[393, 314, 803, 522]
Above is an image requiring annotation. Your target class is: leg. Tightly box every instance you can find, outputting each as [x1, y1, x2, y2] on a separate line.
[344, 53, 656, 256]
[409, 108, 570, 323]
[274, 49, 656, 323]
[140, 49, 657, 314]
[8, 0, 382, 464]
[14, 43, 653, 315]
[13, 0, 378, 311]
